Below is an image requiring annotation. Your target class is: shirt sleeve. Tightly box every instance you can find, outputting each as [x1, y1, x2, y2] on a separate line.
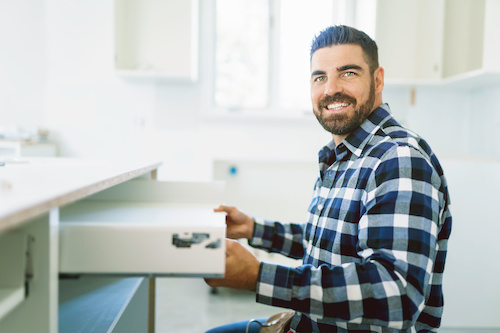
[249, 217, 305, 260]
[255, 145, 446, 330]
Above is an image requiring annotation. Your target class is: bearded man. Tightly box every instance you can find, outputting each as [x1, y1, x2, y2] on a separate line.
[206, 25, 452, 333]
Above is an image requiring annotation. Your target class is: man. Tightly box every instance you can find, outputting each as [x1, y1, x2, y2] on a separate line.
[206, 25, 452, 332]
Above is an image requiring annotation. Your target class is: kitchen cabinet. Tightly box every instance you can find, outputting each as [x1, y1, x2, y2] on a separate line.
[0, 158, 225, 332]
[0, 140, 57, 158]
[375, 0, 445, 83]
[376, 0, 500, 88]
[114, 0, 199, 81]
[442, 0, 500, 77]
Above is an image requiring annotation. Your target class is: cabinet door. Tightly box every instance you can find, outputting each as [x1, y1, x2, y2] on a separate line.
[0, 232, 29, 322]
[375, 0, 445, 82]
[376, 0, 500, 85]
[114, 0, 199, 81]
[59, 180, 225, 277]
[442, 0, 485, 77]
[478, 0, 500, 72]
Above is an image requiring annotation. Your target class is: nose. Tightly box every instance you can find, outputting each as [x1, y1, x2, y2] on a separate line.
[324, 76, 343, 96]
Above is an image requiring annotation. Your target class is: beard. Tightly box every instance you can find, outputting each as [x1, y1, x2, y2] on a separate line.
[314, 80, 376, 135]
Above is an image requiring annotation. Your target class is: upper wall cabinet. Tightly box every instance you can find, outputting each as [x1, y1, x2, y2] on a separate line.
[114, 0, 199, 81]
[375, 0, 445, 83]
[375, 0, 500, 87]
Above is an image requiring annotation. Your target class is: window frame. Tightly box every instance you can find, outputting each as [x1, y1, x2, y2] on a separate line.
[199, 0, 375, 119]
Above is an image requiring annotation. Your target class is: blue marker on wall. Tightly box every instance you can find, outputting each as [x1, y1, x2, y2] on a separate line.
[229, 166, 238, 176]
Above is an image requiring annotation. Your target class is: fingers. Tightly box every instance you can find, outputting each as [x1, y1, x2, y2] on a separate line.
[213, 205, 233, 213]
[204, 277, 220, 288]
[204, 239, 259, 291]
[225, 238, 239, 255]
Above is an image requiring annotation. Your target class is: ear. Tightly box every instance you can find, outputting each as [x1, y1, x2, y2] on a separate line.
[373, 67, 385, 94]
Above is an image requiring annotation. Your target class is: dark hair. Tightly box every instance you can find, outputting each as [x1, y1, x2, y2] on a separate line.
[310, 25, 379, 74]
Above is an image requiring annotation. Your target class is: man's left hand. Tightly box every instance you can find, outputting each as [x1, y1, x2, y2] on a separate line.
[205, 239, 260, 291]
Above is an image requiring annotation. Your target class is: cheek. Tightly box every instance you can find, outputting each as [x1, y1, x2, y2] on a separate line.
[340, 86, 364, 104]
[310, 86, 322, 104]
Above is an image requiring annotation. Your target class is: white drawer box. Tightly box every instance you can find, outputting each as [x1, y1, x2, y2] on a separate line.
[59, 180, 226, 277]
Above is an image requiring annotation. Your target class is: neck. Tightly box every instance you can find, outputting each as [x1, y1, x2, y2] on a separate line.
[332, 133, 348, 146]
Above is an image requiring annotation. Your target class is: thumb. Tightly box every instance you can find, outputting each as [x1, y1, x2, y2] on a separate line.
[214, 205, 232, 213]
[213, 205, 225, 213]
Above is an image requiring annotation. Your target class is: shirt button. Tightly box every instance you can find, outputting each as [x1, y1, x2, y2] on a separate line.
[317, 204, 323, 211]
[297, 312, 301, 317]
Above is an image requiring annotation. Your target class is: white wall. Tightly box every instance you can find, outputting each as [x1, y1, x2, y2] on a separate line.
[0, 0, 46, 130]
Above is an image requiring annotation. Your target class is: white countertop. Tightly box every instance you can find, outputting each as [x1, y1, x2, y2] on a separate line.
[0, 157, 161, 234]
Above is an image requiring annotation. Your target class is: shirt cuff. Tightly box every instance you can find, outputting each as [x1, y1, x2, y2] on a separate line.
[249, 217, 268, 247]
[256, 262, 292, 306]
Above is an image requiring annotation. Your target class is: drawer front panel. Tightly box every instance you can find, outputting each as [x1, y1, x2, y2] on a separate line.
[59, 223, 225, 276]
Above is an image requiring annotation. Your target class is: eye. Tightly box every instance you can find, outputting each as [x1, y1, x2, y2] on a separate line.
[343, 71, 355, 77]
[313, 75, 326, 82]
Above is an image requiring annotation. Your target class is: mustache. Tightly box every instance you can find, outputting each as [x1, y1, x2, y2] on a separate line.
[318, 93, 356, 109]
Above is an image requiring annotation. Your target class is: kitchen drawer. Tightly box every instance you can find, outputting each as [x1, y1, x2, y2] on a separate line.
[59, 180, 225, 277]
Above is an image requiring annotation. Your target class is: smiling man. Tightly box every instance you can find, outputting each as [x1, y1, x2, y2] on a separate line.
[206, 25, 452, 333]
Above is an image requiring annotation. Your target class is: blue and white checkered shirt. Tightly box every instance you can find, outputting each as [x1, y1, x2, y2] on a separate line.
[250, 104, 452, 332]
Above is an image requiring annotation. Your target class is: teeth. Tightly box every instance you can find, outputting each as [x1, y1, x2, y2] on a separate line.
[326, 102, 349, 110]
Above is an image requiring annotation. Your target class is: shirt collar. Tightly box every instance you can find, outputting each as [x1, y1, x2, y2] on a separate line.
[341, 103, 393, 157]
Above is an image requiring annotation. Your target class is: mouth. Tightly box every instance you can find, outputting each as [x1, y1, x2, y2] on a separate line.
[318, 94, 356, 114]
[325, 102, 350, 112]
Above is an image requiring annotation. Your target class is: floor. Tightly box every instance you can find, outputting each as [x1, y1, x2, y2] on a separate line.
[155, 277, 276, 333]
[154, 278, 500, 333]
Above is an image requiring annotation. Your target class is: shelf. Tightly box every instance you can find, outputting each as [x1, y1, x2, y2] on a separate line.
[59, 277, 148, 333]
[385, 69, 500, 90]
[441, 70, 500, 89]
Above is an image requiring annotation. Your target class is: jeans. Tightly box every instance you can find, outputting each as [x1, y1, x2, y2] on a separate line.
[205, 318, 268, 333]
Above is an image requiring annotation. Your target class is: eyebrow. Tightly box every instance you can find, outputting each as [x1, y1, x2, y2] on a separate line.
[311, 70, 326, 78]
[311, 64, 364, 78]
[337, 64, 364, 72]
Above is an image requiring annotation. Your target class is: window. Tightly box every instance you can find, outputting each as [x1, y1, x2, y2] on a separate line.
[212, 0, 376, 116]
[215, 0, 270, 110]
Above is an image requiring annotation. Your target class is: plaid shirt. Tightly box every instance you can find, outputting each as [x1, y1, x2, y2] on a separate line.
[250, 104, 452, 332]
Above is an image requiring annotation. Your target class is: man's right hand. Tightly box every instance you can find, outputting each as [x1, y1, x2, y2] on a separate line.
[213, 205, 255, 240]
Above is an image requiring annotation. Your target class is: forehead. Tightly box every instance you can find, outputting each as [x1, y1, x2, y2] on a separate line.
[311, 44, 368, 70]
